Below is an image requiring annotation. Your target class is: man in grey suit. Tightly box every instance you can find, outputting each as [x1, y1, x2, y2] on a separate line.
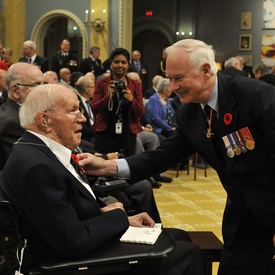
[0, 62, 44, 169]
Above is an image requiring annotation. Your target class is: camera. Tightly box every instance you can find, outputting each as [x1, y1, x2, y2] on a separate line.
[113, 81, 126, 98]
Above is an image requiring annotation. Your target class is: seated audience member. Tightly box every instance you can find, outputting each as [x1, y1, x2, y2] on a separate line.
[144, 75, 163, 99]
[0, 83, 205, 275]
[85, 71, 96, 82]
[220, 57, 248, 77]
[75, 76, 95, 144]
[59, 67, 71, 84]
[43, 71, 58, 83]
[236, 55, 253, 77]
[127, 72, 172, 185]
[145, 78, 176, 138]
[0, 62, 44, 168]
[69, 71, 84, 88]
[0, 47, 13, 71]
[253, 63, 275, 86]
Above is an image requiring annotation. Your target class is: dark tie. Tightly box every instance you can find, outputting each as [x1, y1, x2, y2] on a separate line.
[136, 62, 140, 72]
[27, 58, 32, 63]
[85, 100, 92, 119]
[71, 150, 106, 207]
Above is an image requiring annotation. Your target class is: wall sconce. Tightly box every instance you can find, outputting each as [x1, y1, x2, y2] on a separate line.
[84, 9, 106, 32]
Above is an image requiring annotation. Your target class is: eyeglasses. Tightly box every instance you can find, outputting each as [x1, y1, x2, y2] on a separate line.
[16, 82, 47, 87]
[86, 85, 95, 88]
[45, 108, 84, 122]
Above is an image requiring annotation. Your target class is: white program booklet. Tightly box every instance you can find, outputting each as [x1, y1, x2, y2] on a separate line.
[120, 224, 162, 245]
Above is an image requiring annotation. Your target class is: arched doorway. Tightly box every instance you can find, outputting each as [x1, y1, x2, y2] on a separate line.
[30, 10, 88, 68]
[133, 30, 171, 86]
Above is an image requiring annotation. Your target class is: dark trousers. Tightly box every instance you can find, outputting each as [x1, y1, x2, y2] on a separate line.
[218, 232, 275, 275]
[94, 132, 136, 157]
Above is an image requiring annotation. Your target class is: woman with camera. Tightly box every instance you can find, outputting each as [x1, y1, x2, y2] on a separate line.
[91, 48, 144, 157]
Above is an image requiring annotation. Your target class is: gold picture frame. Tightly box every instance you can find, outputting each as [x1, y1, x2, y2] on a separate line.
[239, 34, 252, 51]
[240, 55, 253, 66]
[240, 12, 252, 30]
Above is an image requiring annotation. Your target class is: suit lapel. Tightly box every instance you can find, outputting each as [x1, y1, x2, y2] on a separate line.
[217, 74, 238, 173]
[20, 132, 101, 210]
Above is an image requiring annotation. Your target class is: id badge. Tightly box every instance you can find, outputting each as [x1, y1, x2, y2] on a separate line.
[116, 122, 122, 134]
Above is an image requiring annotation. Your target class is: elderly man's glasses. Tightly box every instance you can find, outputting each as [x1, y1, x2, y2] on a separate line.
[45, 108, 84, 122]
[16, 82, 47, 87]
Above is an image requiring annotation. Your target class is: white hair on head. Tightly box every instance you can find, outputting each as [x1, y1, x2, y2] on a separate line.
[167, 39, 218, 75]
[19, 84, 71, 128]
[156, 78, 170, 94]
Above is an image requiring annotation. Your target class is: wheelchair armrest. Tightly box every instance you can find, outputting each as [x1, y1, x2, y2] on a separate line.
[38, 231, 175, 272]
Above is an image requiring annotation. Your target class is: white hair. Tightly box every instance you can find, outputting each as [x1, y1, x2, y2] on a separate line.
[19, 84, 71, 128]
[23, 40, 36, 50]
[167, 39, 218, 75]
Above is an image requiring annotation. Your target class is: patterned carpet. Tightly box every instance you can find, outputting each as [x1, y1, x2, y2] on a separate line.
[154, 165, 226, 275]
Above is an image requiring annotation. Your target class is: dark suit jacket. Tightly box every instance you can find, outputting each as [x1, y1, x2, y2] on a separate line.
[128, 61, 149, 92]
[79, 57, 104, 77]
[0, 90, 7, 105]
[50, 51, 78, 74]
[0, 131, 128, 265]
[220, 66, 248, 77]
[0, 98, 24, 167]
[18, 55, 49, 73]
[126, 73, 275, 247]
[77, 95, 95, 143]
[144, 87, 156, 99]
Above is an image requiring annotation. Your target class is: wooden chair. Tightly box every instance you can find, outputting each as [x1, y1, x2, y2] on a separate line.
[0, 194, 175, 275]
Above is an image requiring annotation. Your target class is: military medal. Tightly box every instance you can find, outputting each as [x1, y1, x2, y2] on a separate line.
[239, 127, 255, 150]
[228, 133, 241, 155]
[222, 135, 235, 158]
[235, 131, 247, 153]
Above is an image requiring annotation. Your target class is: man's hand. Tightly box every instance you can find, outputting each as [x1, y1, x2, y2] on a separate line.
[101, 202, 125, 213]
[77, 153, 118, 176]
[128, 212, 155, 228]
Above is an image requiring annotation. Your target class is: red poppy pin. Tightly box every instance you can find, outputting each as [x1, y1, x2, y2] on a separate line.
[223, 113, 232, 125]
[71, 153, 79, 163]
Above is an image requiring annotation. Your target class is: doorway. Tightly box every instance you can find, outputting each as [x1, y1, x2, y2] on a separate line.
[132, 30, 170, 87]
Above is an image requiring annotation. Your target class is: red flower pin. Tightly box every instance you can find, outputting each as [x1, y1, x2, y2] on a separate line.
[71, 153, 79, 163]
[223, 113, 232, 125]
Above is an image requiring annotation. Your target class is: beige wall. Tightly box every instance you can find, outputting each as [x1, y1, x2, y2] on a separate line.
[88, 0, 109, 62]
[4, 0, 25, 62]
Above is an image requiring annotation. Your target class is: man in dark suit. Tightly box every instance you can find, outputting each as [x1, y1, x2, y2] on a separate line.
[50, 39, 78, 75]
[128, 50, 149, 94]
[144, 74, 163, 99]
[220, 57, 248, 77]
[18, 40, 49, 73]
[79, 39, 275, 275]
[79, 46, 105, 77]
[0, 83, 205, 274]
[0, 62, 44, 169]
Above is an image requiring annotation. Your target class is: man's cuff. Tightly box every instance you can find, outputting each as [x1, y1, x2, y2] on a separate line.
[115, 159, 131, 178]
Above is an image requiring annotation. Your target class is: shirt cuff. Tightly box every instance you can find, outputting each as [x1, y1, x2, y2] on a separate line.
[115, 159, 131, 178]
